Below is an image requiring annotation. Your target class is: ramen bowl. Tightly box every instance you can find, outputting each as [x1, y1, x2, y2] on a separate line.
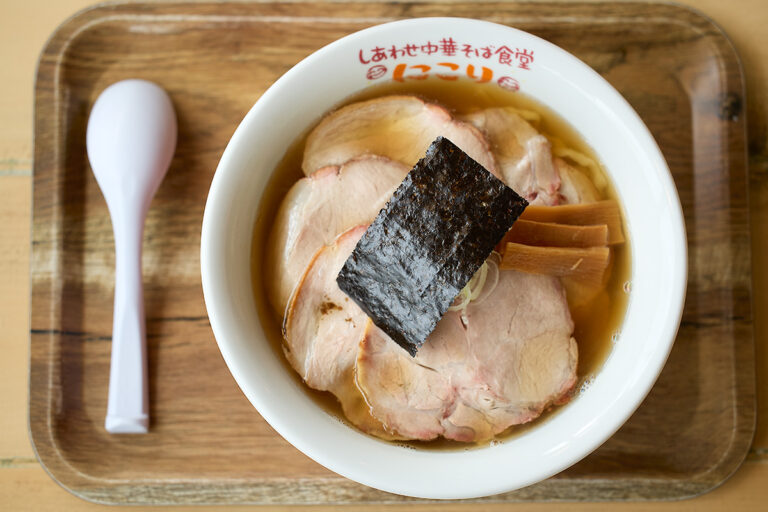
[200, 18, 686, 499]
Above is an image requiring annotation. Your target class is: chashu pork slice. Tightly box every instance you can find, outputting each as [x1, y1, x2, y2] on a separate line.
[556, 157, 600, 204]
[302, 95, 498, 177]
[283, 225, 401, 439]
[461, 107, 600, 205]
[356, 266, 578, 442]
[461, 108, 560, 205]
[267, 156, 409, 314]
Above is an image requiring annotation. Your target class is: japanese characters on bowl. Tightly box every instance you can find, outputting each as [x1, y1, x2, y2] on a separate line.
[359, 37, 534, 91]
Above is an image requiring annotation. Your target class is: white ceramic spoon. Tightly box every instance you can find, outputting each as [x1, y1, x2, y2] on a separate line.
[86, 79, 177, 434]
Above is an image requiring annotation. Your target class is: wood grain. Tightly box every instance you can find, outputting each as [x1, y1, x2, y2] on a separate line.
[28, 1, 755, 505]
[0, 177, 34, 458]
[2, 460, 768, 512]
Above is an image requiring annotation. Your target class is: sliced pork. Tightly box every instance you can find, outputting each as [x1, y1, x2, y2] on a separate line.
[356, 267, 578, 442]
[283, 226, 400, 440]
[267, 156, 408, 313]
[302, 95, 498, 177]
[461, 108, 562, 205]
[556, 157, 600, 204]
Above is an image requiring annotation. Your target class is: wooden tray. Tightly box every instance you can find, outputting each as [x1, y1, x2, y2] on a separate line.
[29, 1, 755, 505]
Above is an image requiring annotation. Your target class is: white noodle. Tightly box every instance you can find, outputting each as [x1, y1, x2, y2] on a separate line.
[508, 107, 541, 124]
[550, 137, 608, 191]
[553, 145, 600, 173]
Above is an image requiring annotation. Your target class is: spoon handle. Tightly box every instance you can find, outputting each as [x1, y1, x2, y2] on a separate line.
[105, 213, 149, 433]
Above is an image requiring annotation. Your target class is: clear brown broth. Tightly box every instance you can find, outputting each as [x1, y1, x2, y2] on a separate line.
[251, 77, 631, 450]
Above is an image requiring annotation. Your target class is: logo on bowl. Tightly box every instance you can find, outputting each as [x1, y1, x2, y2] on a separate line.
[358, 37, 532, 91]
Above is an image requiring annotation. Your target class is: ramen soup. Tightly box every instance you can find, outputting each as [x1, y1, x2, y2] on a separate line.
[253, 77, 630, 447]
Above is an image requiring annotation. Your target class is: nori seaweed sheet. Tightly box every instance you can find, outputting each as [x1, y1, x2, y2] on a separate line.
[336, 137, 528, 356]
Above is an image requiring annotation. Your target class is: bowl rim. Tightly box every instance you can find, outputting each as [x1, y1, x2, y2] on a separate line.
[201, 16, 687, 499]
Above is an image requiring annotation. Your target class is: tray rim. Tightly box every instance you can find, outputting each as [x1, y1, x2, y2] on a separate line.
[28, 0, 756, 505]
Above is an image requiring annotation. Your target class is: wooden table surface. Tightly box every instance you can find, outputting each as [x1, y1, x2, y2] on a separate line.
[2, 0, 767, 510]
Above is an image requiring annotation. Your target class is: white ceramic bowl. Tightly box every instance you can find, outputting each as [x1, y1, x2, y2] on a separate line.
[201, 18, 686, 499]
